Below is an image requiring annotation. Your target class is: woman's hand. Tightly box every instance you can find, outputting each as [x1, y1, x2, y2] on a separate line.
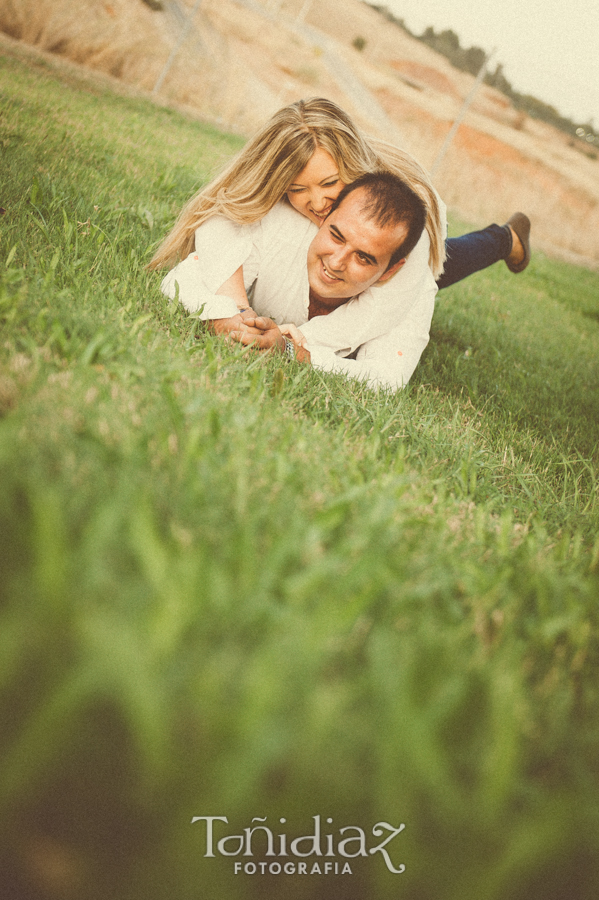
[210, 315, 311, 362]
[229, 316, 285, 352]
[209, 312, 264, 337]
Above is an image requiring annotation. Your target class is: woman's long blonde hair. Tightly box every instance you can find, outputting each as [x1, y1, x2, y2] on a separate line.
[148, 98, 445, 279]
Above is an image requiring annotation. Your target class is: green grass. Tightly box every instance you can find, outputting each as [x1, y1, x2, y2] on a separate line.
[1, 47, 599, 900]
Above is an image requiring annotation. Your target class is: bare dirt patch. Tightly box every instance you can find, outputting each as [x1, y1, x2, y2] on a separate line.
[390, 60, 460, 99]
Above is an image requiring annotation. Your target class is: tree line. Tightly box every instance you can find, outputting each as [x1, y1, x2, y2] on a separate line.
[367, 3, 598, 151]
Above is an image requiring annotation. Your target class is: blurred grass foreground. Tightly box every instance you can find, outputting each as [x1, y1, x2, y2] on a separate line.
[2, 46, 599, 900]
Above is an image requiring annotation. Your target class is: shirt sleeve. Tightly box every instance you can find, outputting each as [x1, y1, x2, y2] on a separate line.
[307, 272, 436, 391]
[160, 216, 260, 319]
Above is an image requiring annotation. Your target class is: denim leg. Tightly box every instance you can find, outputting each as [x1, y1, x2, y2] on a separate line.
[437, 224, 512, 290]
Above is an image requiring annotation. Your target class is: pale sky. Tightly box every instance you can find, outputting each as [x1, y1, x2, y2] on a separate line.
[384, 0, 599, 128]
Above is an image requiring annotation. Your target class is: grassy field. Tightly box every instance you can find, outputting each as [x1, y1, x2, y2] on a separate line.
[1, 47, 599, 900]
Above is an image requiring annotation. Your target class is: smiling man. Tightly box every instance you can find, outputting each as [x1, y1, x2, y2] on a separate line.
[306, 174, 423, 316]
[162, 171, 437, 391]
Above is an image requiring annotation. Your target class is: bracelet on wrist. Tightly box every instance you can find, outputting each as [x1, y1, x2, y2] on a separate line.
[284, 337, 295, 360]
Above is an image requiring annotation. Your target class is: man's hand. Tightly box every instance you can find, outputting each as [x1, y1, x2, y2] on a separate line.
[280, 323, 311, 364]
[293, 345, 311, 364]
[279, 323, 306, 348]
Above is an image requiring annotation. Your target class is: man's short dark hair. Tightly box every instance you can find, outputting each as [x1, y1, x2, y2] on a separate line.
[330, 172, 427, 269]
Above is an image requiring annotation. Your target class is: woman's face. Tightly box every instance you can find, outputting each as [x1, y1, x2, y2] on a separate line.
[286, 147, 346, 227]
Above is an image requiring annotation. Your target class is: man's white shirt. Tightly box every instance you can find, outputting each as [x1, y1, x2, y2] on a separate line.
[161, 201, 445, 390]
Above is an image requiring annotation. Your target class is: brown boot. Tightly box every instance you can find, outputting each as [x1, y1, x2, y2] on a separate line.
[504, 213, 531, 273]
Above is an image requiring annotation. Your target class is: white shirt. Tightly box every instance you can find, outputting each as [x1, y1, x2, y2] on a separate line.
[161, 201, 444, 390]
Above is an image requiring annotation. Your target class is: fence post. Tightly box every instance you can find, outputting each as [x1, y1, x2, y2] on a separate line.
[431, 49, 496, 177]
[296, 0, 315, 23]
[152, 0, 203, 96]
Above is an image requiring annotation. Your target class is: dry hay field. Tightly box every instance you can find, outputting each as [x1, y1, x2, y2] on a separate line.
[1, 0, 598, 265]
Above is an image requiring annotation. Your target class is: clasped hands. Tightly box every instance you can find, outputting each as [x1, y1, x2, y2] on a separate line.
[209, 309, 309, 362]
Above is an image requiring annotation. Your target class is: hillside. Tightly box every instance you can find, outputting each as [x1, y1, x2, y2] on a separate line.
[1, 0, 599, 264]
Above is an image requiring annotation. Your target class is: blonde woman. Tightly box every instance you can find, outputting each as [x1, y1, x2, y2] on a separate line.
[150, 99, 529, 388]
[149, 98, 446, 276]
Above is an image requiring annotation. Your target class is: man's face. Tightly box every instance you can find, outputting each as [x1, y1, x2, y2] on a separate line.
[306, 188, 408, 306]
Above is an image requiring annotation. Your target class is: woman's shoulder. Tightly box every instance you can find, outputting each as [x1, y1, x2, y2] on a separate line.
[192, 203, 315, 253]
[193, 213, 261, 252]
[260, 201, 317, 243]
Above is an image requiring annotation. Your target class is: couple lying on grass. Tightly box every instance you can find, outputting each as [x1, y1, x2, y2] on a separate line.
[149, 98, 530, 391]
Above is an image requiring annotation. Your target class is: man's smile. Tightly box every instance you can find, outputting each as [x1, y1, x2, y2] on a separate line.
[319, 259, 344, 283]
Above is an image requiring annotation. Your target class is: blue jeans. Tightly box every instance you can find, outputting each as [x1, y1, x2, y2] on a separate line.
[437, 224, 512, 290]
